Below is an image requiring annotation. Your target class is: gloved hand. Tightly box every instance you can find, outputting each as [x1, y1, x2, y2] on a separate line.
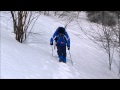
[68, 47, 70, 50]
[50, 42, 53, 45]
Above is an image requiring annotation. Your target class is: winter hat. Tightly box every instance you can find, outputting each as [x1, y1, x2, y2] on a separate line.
[58, 27, 65, 34]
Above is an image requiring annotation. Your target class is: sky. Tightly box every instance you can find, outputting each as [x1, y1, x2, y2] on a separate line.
[0, 11, 119, 79]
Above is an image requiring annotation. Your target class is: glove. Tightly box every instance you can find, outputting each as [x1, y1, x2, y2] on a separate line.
[50, 42, 53, 45]
[68, 47, 70, 50]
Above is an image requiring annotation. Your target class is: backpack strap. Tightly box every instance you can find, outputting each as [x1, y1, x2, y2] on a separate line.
[64, 35, 69, 42]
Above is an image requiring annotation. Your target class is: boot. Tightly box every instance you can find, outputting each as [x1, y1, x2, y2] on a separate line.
[58, 56, 63, 62]
[59, 60, 62, 62]
[63, 57, 66, 63]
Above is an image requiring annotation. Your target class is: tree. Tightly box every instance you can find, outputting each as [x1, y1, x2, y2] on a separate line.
[78, 11, 117, 70]
[11, 11, 40, 43]
[57, 11, 80, 28]
[112, 11, 120, 75]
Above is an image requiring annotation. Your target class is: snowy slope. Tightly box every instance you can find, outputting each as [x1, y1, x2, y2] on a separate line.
[0, 11, 119, 79]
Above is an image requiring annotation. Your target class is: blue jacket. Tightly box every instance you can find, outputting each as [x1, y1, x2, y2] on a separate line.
[50, 28, 70, 47]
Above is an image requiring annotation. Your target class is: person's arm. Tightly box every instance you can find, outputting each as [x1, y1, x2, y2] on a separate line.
[50, 30, 58, 45]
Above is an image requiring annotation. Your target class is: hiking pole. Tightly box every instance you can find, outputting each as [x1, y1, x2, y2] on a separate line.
[54, 41, 56, 50]
[69, 50, 73, 66]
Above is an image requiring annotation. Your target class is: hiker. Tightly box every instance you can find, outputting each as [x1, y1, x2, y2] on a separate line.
[50, 27, 70, 63]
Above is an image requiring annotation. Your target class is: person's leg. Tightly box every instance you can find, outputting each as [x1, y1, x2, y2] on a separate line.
[57, 44, 63, 61]
[62, 46, 66, 63]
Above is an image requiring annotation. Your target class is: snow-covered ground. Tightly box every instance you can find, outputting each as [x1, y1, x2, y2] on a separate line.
[0, 11, 119, 79]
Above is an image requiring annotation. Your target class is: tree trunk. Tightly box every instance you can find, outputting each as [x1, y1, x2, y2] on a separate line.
[107, 39, 111, 70]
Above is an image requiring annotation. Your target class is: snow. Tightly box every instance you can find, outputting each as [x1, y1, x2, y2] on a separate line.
[0, 11, 119, 79]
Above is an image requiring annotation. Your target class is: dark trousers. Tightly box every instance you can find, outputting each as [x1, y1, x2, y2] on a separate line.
[57, 44, 66, 58]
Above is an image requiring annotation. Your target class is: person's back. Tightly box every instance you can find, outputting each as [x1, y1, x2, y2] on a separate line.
[50, 27, 70, 63]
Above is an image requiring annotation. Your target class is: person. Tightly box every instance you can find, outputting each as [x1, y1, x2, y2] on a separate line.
[50, 27, 70, 63]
